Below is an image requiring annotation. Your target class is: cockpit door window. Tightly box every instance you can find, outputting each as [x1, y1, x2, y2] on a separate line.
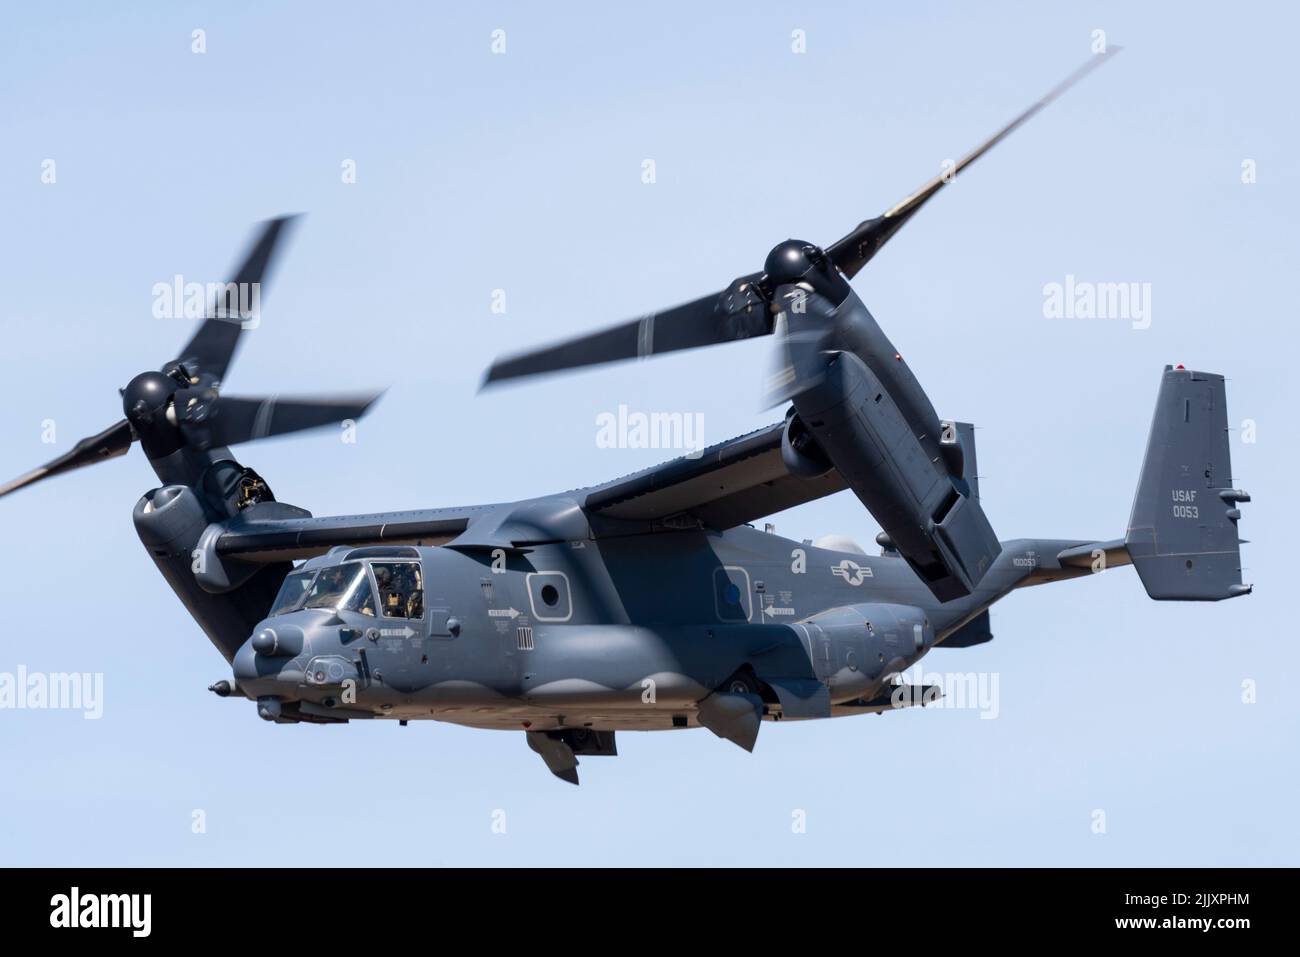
[369, 561, 425, 620]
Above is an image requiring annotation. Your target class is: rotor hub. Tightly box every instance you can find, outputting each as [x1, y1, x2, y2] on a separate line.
[764, 240, 820, 284]
[763, 239, 850, 304]
[122, 371, 178, 428]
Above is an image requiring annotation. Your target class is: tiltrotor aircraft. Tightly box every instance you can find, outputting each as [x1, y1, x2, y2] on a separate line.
[2, 52, 1251, 783]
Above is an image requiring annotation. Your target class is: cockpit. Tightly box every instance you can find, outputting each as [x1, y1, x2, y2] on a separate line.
[268, 559, 425, 620]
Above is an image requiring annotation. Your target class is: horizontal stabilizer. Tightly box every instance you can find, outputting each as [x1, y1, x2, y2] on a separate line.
[1057, 538, 1131, 573]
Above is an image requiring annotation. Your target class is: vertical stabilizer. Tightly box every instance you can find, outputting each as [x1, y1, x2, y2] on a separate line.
[1125, 367, 1250, 601]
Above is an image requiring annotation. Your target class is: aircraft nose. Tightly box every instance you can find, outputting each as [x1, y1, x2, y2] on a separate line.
[251, 622, 305, 657]
[232, 619, 309, 686]
[232, 640, 260, 683]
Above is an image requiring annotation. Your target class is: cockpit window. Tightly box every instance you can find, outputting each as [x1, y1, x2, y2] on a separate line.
[270, 569, 316, 616]
[370, 561, 425, 620]
[302, 563, 376, 616]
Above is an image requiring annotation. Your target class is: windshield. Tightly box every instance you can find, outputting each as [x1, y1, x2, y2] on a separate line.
[270, 569, 316, 616]
[302, 563, 377, 615]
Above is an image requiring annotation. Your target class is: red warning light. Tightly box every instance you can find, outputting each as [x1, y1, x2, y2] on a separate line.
[1175, 364, 1185, 370]
[894, 353, 902, 361]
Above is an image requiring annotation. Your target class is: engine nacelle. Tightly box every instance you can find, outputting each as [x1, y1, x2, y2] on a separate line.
[781, 410, 833, 478]
[790, 350, 997, 604]
[133, 482, 294, 663]
[775, 285, 999, 602]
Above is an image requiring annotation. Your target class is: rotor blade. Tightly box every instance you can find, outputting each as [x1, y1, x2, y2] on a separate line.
[173, 215, 300, 383]
[187, 392, 383, 448]
[827, 48, 1122, 279]
[0, 419, 134, 498]
[759, 325, 833, 410]
[482, 272, 771, 387]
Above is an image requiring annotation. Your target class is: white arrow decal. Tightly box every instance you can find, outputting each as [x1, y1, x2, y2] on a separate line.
[488, 608, 521, 619]
[763, 605, 796, 618]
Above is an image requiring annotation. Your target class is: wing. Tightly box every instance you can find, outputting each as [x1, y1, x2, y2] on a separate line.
[213, 504, 482, 562]
[212, 419, 948, 559]
[583, 422, 847, 531]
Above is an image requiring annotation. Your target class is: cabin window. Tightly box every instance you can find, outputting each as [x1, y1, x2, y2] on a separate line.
[712, 566, 752, 622]
[370, 561, 425, 620]
[526, 571, 572, 621]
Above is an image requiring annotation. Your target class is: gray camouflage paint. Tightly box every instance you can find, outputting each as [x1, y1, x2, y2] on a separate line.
[179, 366, 1247, 783]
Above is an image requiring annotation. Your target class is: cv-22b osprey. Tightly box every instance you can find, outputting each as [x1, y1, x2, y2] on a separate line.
[2, 52, 1251, 783]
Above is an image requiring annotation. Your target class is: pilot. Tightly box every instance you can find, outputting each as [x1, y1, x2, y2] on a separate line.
[401, 569, 423, 618]
[393, 564, 421, 618]
[373, 565, 400, 616]
[395, 564, 415, 591]
[400, 564, 426, 616]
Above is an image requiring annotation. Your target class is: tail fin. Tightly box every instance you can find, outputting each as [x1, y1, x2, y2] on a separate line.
[1125, 366, 1251, 601]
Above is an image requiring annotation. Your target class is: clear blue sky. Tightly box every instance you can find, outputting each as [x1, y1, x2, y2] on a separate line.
[1, 1, 1295, 865]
